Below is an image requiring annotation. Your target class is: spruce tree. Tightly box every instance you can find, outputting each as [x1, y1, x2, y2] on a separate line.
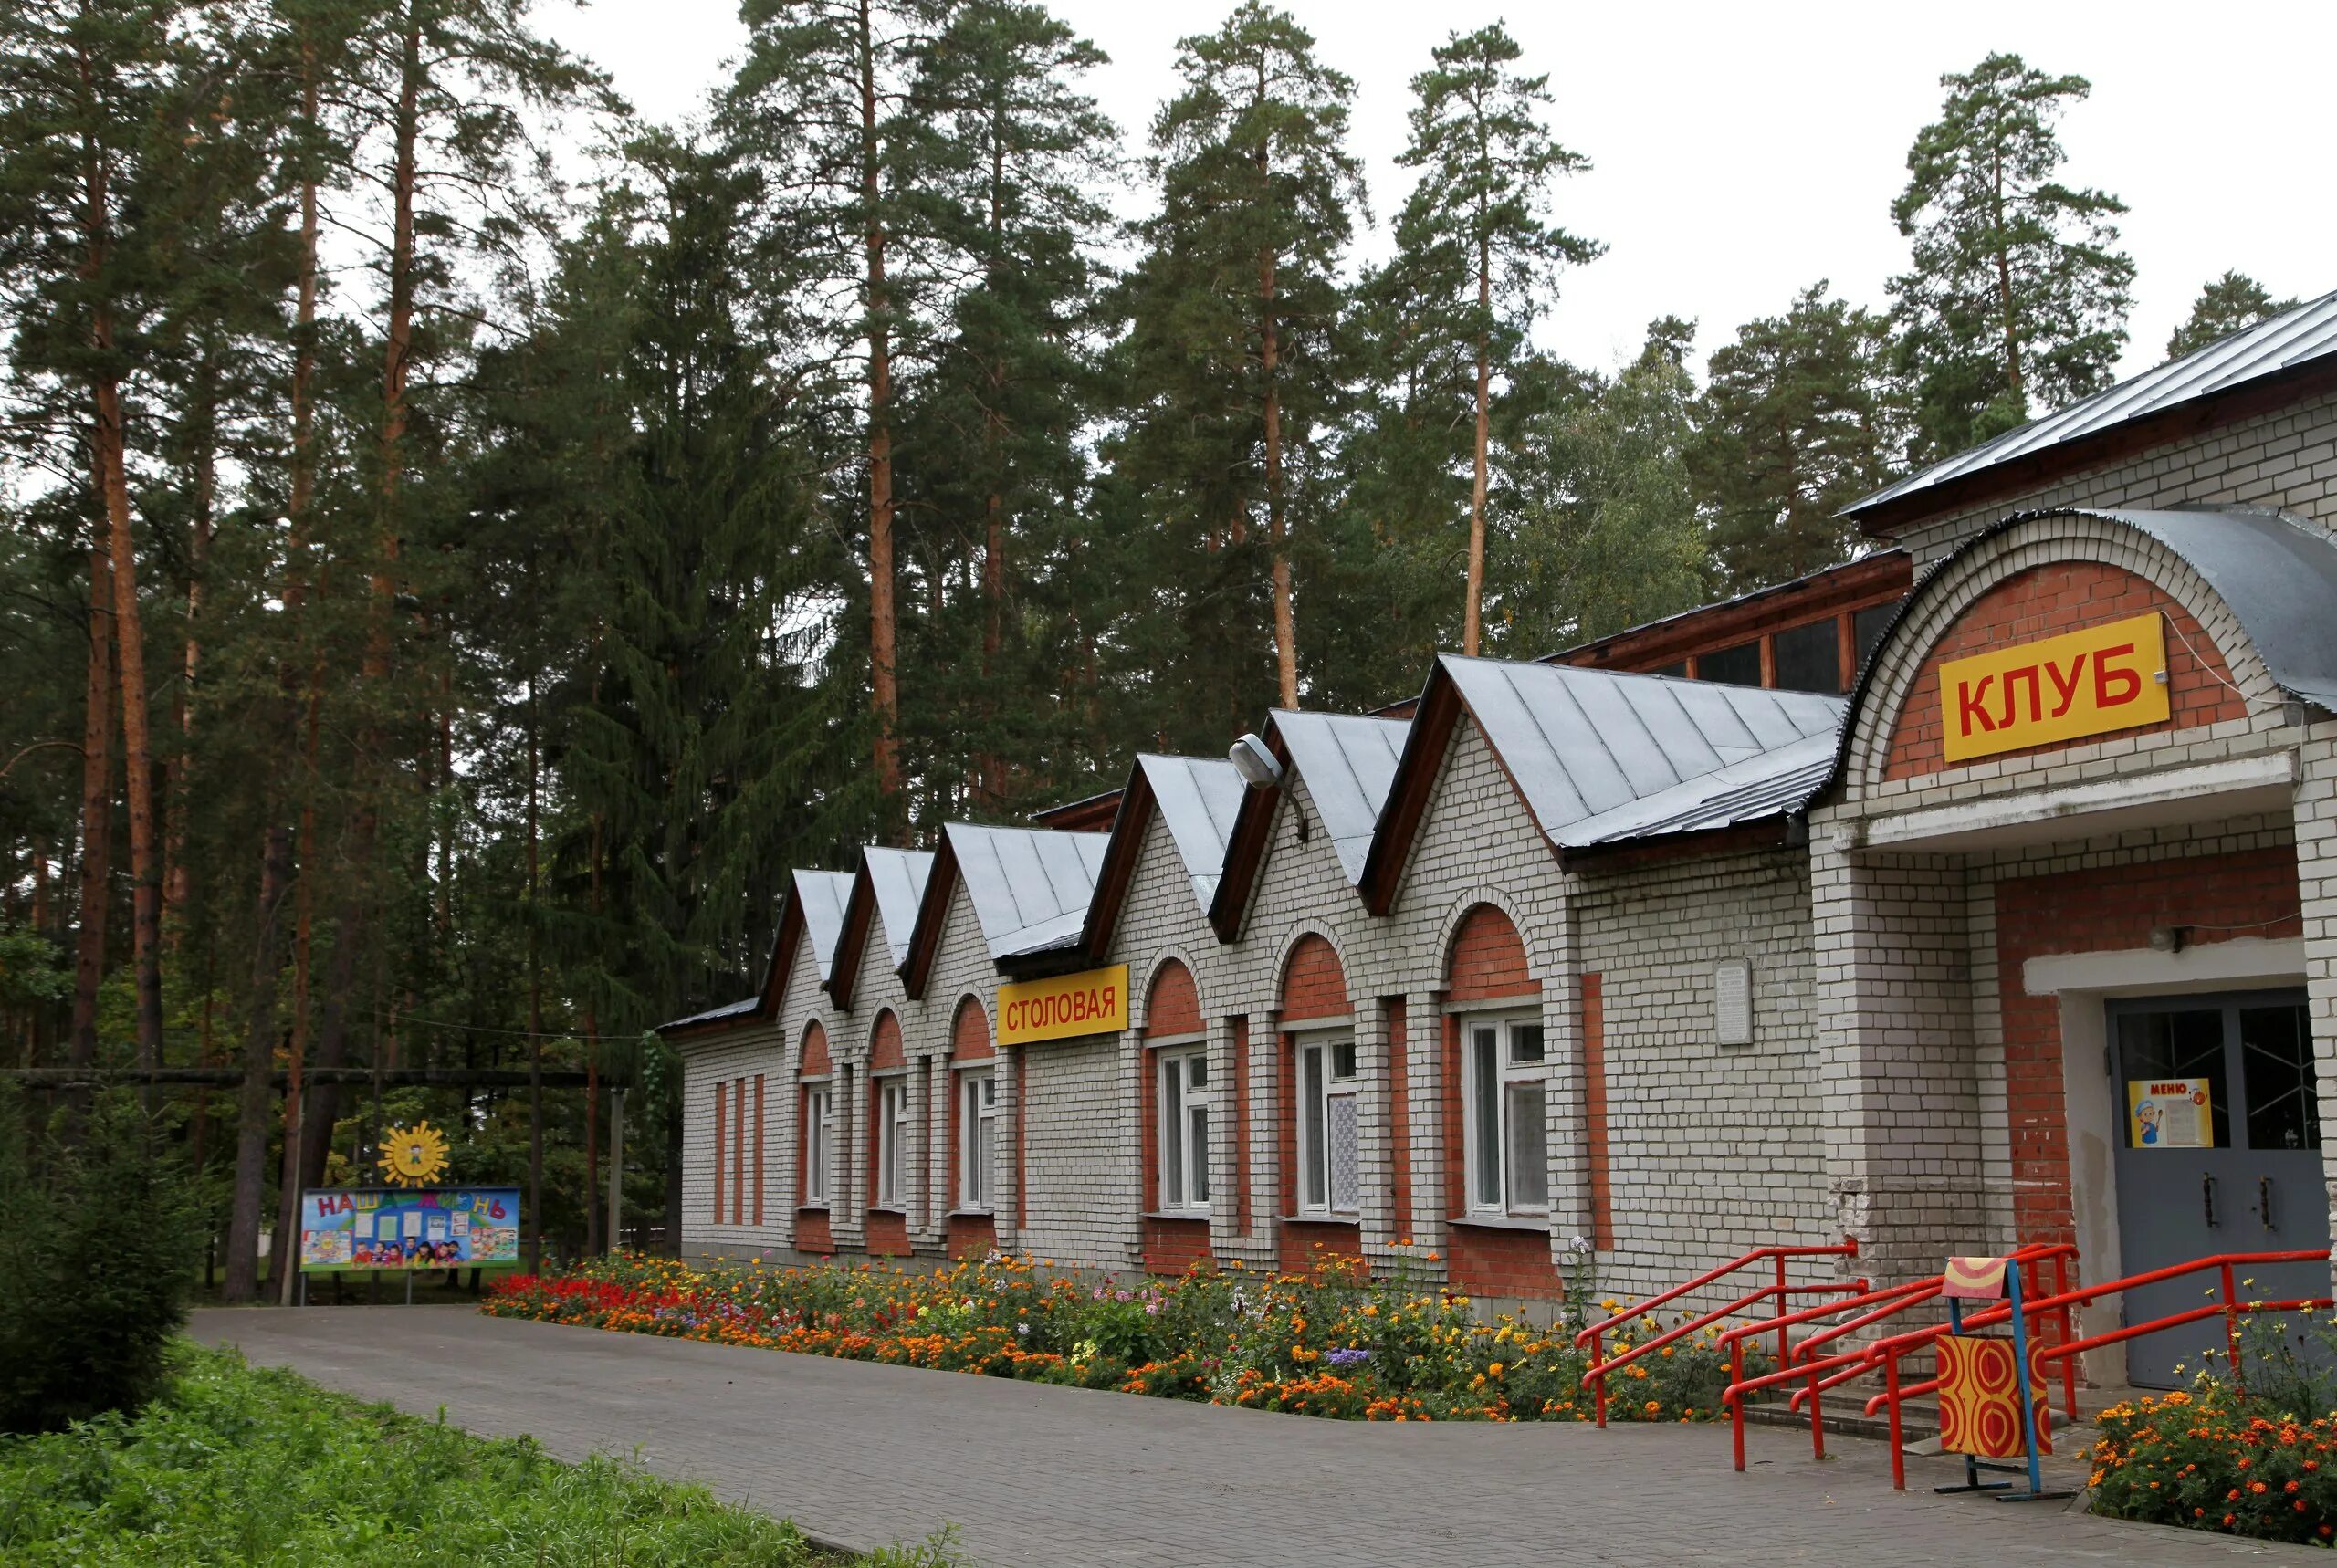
[1378, 23, 1597, 656]
[1692, 282, 1902, 593]
[2166, 270, 2299, 360]
[1889, 52, 2133, 460]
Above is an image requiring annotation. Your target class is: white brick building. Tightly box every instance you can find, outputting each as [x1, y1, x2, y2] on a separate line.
[665, 292, 2337, 1385]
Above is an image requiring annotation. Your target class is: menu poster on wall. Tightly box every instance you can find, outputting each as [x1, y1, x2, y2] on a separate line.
[2127, 1080, 2212, 1149]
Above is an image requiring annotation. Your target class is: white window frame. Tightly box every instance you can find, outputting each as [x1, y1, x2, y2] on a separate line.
[1462, 1011, 1550, 1217]
[1156, 1041, 1213, 1215]
[874, 1073, 908, 1209]
[1295, 1032, 1361, 1218]
[959, 1066, 998, 1212]
[802, 1082, 833, 1207]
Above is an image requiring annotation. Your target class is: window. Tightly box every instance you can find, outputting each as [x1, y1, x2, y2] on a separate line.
[1773, 619, 1840, 694]
[960, 1069, 998, 1210]
[1697, 640, 1762, 687]
[1464, 1015, 1549, 1214]
[1158, 1046, 1213, 1213]
[1853, 601, 1898, 672]
[803, 1085, 833, 1205]
[1297, 1035, 1360, 1217]
[875, 1077, 908, 1208]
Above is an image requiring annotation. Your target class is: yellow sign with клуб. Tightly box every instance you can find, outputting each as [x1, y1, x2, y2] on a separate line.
[1938, 612, 2171, 763]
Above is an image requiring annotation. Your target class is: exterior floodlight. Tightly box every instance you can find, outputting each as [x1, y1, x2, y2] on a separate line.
[1229, 733, 1283, 789]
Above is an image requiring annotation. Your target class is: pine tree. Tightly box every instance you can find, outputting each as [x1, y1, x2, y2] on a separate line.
[1116, 1, 1362, 714]
[2166, 270, 2299, 360]
[894, 0, 1115, 816]
[1497, 322, 1709, 653]
[727, 0, 959, 826]
[1889, 52, 2133, 461]
[1378, 23, 1597, 656]
[1692, 282, 1903, 593]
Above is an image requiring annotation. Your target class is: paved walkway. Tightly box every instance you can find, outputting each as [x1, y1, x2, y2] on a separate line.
[193, 1307, 2307, 1565]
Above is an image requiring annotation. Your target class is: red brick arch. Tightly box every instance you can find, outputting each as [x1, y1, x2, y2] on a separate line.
[1279, 933, 1348, 1023]
[869, 1009, 905, 1071]
[1444, 904, 1537, 1002]
[1883, 561, 2244, 780]
[1146, 959, 1202, 1037]
[799, 1019, 830, 1076]
[951, 995, 992, 1061]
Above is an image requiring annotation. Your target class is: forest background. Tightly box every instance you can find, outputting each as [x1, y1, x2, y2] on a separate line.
[0, 0, 2307, 1295]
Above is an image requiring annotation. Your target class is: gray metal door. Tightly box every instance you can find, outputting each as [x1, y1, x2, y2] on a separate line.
[2111, 991, 2324, 1388]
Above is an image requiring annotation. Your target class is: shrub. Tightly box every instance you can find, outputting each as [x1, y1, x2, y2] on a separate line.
[0, 1341, 949, 1563]
[0, 1091, 202, 1434]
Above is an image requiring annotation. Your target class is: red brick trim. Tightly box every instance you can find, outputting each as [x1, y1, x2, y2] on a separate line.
[731, 1078, 746, 1226]
[795, 1208, 833, 1254]
[1446, 1223, 1559, 1299]
[950, 996, 992, 1061]
[1582, 974, 1611, 1252]
[801, 1020, 831, 1076]
[1144, 1216, 1210, 1275]
[947, 1213, 995, 1260]
[1387, 998, 1411, 1234]
[866, 1210, 911, 1257]
[1231, 1018, 1252, 1236]
[1279, 1218, 1364, 1273]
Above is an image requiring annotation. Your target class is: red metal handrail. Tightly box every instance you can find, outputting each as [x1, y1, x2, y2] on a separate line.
[1716, 1243, 2077, 1469]
[1856, 1248, 2330, 1489]
[1573, 1238, 1859, 1427]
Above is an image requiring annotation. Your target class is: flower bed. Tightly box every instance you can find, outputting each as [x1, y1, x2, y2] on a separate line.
[482, 1249, 1745, 1424]
[2089, 1385, 2337, 1545]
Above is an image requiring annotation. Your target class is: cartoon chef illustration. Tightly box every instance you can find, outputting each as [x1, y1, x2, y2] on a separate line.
[2135, 1097, 2164, 1145]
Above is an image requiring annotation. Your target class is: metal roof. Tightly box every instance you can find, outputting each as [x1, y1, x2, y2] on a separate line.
[1271, 710, 1411, 883]
[2111, 508, 2337, 713]
[1845, 290, 2337, 522]
[863, 847, 934, 968]
[1137, 753, 1245, 908]
[657, 993, 760, 1032]
[791, 869, 855, 982]
[1441, 655, 1844, 846]
[943, 823, 1111, 960]
[1556, 731, 1838, 849]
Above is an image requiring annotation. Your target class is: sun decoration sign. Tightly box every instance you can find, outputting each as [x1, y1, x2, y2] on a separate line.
[1936, 611, 2171, 763]
[378, 1121, 451, 1187]
[995, 964, 1129, 1047]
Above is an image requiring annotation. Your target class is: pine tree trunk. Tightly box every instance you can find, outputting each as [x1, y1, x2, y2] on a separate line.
[1261, 248, 1296, 708]
[1463, 235, 1492, 657]
[165, 363, 218, 944]
[223, 822, 292, 1304]
[524, 688, 543, 1274]
[860, 0, 901, 811]
[68, 545, 113, 1071]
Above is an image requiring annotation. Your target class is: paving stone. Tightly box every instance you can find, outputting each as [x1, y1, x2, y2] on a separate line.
[193, 1307, 2308, 1565]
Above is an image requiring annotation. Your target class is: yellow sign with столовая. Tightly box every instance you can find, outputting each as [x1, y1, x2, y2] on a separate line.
[996, 964, 1128, 1047]
[1937, 612, 2171, 764]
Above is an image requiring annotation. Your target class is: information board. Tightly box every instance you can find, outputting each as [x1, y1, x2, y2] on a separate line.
[298, 1187, 521, 1272]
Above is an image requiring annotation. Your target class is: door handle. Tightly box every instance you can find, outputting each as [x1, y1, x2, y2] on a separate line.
[2260, 1175, 2275, 1231]
[2204, 1174, 2219, 1228]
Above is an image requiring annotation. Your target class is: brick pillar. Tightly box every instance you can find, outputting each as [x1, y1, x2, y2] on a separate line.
[908, 1055, 935, 1247]
[1247, 1009, 1282, 1264]
[1356, 995, 1399, 1257]
[994, 1044, 1022, 1251]
[2295, 725, 2337, 1293]
[1404, 988, 1446, 1251]
[1543, 887, 1591, 1262]
[1206, 1012, 1244, 1260]
[1812, 830, 1986, 1287]
[832, 1061, 863, 1249]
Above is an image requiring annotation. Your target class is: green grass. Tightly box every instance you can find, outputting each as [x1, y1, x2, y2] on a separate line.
[0, 1343, 953, 1565]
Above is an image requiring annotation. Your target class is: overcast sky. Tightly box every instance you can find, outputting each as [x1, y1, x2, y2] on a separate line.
[543, 0, 2336, 382]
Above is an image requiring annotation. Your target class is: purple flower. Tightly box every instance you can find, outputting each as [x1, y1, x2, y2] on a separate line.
[1326, 1347, 1371, 1367]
